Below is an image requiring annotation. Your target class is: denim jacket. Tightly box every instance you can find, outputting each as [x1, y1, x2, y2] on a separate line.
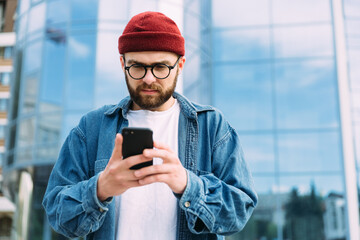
[42, 92, 257, 240]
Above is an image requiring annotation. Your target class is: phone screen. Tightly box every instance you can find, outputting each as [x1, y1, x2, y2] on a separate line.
[122, 127, 153, 170]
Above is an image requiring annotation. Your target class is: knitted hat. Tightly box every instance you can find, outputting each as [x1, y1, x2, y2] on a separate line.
[118, 11, 185, 56]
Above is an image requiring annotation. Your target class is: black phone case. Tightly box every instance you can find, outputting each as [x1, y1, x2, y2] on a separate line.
[122, 127, 153, 170]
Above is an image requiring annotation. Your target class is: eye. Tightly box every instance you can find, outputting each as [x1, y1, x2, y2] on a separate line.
[154, 64, 168, 71]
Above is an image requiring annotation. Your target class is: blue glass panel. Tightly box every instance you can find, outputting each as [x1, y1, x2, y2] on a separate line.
[17, 15, 28, 41]
[278, 131, 342, 172]
[37, 114, 61, 144]
[95, 33, 127, 108]
[66, 34, 96, 110]
[273, 25, 334, 58]
[98, 0, 129, 21]
[279, 175, 345, 240]
[239, 134, 275, 173]
[46, 0, 70, 25]
[19, 0, 30, 15]
[18, 117, 36, 147]
[212, 0, 270, 27]
[23, 41, 43, 74]
[227, 176, 278, 240]
[22, 74, 39, 113]
[71, 0, 98, 21]
[41, 37, 67, 107]
[275, 59, 339, 129]
[272, 0, 331, 24]
[213, 63, 273, 131]
[213, 28, 271, 61]
[344, 0, 360, 18]
[28, 2, 46, 33]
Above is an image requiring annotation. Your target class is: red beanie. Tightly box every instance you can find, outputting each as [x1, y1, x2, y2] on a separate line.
[118, 11, 185, 56]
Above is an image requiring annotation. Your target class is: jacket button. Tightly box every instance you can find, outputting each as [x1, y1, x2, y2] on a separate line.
[99, 208, 104, 213]
[184, 201, 191, 208]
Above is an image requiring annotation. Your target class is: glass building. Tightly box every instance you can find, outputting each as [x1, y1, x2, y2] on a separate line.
[2, 0, 360, 239]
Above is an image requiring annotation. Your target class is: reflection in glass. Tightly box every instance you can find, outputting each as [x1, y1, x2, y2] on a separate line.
[239, 134, 275, 173]
[275, 59, 338, 129]
[95, 32, 126, 107]
[41, 36, 67, 106]
[98, 0, 128, 21]
[37, 114, 61, 144]
[213, 28, 270, 61]
[66, 34, 96, 110]
[212, 0, 270, 27]
[272, 0, 331, 24]
[18, 118, 35, 147]
[279, 175, 345, 240]
[278, 131, 342, 173]
[273, 25, 333, 58]
[22, 75, 39, 113]
[28, 2, 46, 33]
[47, 0, 70, 24]
[214, 63, 273, 131]
[71, 0, 98, 21]
[228, 176, 278, 240]
[24, 42, 43, 74]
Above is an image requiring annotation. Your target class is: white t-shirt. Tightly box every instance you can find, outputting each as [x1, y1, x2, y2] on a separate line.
[115, 99, 180, 240]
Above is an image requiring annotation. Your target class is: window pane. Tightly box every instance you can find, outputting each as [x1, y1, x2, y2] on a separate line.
[275, 59, 339, 129]
[348, 51, 360, 89]
[212, 0, 270, 27]
[273, 25, 334, 58]
[278, 131, 342, 173]
[28, 2, 46, 33]
[41, 37, 67, 106]
[47, 0, 70, 24]
[98, 0, 128, 21]
[18, 118, 36, 147]
[71, 0, 98, 21]
[24, 41, 43, 74]
[279, 175, 345, 240]
[22, 74, 39, 113]
[214, 63, 273, 131]
[239, 133, 275, 173]
[95, 32, 126, 107]
[344, 0, 360, 18]
[227, 176, 278, 240]
[66, 34, 96, 110]
[213, 28, 271, 61]
[37, 114, 61, 144]
[272, 0, 331, 24]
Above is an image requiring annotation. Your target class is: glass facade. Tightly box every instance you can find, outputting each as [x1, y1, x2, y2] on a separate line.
[2, 0, 360, 239]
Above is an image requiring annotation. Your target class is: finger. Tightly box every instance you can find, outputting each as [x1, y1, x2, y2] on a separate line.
[123, 154, 153, 170]
[138, 173, 170, 186]
[110, 133, 123, 161]
[143, 148, 174, 163]
[134, 164, 171, 178]
[153, 141, 174, 153]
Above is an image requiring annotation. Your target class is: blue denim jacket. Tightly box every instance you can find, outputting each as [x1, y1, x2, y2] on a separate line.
[42, 92, 257, 240]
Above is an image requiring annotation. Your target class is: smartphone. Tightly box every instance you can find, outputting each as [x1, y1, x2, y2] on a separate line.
[122, 127, 153, 170]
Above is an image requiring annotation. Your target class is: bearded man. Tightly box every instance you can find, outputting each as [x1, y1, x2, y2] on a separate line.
[43, 11, 257, 240]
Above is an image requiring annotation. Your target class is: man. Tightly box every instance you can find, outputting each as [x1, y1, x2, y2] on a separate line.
[43, 11, 257, 240]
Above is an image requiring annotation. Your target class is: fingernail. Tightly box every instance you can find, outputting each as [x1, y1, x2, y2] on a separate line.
[134, 171, 140, 177]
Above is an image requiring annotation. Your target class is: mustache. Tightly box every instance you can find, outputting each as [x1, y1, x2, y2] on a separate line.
[136, 83, 162, 92]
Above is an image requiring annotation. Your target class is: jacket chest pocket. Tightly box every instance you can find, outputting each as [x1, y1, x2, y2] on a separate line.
[95, 159, 109, 174]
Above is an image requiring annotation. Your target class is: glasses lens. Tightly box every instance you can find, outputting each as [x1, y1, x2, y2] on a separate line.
[129, 65, 146, 79]
[153, 64, 170, 79]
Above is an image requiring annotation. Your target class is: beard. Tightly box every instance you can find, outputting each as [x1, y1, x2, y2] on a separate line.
[125, 71, 178, 110]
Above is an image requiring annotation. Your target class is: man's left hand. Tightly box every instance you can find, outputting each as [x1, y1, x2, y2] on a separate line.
[133, 141, 187, 194]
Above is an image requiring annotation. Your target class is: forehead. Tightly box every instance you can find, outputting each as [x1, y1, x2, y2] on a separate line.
[124, 51, 178, 64]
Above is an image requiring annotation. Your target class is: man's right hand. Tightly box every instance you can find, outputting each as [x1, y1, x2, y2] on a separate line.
[96, 133, 152, 202]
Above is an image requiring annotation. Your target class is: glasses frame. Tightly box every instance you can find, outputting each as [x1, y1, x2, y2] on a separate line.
[123, 56, 181, 80]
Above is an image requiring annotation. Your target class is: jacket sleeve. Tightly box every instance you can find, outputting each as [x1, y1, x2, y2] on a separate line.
[42, 123, 112, 238]
[179, 126, 258, 235]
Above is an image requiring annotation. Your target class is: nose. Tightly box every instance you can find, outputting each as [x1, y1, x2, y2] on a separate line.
[142, 68, 157, 85]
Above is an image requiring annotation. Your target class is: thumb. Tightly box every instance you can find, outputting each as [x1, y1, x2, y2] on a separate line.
[110, 133, 123, 162]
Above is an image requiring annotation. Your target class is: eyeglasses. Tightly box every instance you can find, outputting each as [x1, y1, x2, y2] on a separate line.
[123, 56, 181, 80]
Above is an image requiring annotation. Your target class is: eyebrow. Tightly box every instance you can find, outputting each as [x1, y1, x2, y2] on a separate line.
[126, 59, 173, 66]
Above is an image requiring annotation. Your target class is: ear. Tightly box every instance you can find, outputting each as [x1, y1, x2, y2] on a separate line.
[120, 55, 125, 72]
[177, 56, 186, 75]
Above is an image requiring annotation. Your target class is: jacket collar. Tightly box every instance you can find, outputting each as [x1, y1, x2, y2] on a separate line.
[104, 92, 213, 120]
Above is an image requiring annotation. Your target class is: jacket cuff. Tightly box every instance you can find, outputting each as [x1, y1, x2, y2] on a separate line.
[179, 170, 214, 234]
[82, 172, 113, 221]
